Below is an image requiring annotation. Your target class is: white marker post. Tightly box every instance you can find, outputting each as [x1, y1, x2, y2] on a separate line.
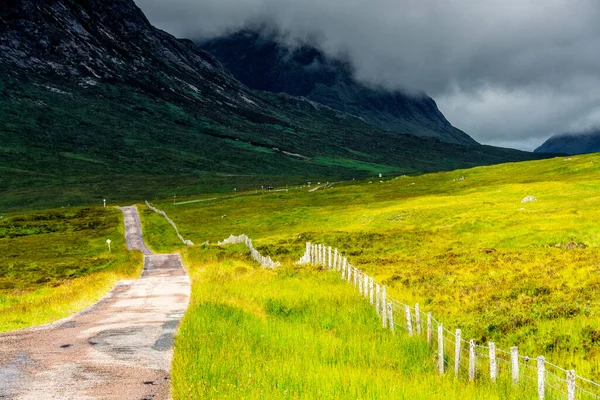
[103, 199, 106, 208]
[106, 239, 111, 252]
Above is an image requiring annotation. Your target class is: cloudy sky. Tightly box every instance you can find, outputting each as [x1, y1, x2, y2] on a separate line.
[135, 0, 600, 150]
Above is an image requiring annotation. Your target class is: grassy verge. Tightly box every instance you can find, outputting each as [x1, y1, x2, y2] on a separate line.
[142, 153, 600, 381]
[0, 206, 143, 332]
[171, 246, 536, 399]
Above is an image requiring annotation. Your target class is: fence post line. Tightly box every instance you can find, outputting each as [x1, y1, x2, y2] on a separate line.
[489, 342, 497, 383]
[388, 303, 395, 333]
[328, 246, 332, 269]
[455, 329, 462, 378]
[538, 356, 545, 400]
[321, 244, 325, 266]
[415, 304, 421, 335]
[376, 284, 381, 315]
[347, 263, 352, 283]
[353, 267, 358, 288]
[363, 274, 369, 299]
[469, 340, 476, 382]
[333, 248, 338, 270]
[427, 313, 433, 345]
[369, 278, 374, 305]
[341, 256, 346, 279]
[511, 346, 519, 385]
[381, 286, 387, 328]
[338, 253, 343, 272]
[405, 306, 413, 336]
[567, 370, 576, 400]
[438, 323, 444, 374]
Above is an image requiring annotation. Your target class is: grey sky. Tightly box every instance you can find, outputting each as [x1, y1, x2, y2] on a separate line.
[135, 0, 600, 150]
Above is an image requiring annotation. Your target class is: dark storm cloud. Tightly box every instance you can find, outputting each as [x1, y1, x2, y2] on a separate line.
[135, 0, 600, 150]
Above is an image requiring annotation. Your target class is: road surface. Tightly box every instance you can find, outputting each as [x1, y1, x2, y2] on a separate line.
[0, 206, 190, 399]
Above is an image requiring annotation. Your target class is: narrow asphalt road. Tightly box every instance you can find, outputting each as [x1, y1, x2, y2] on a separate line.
[0, 206, 191, 399]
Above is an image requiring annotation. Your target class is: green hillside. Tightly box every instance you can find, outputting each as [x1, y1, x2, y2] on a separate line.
[0, 75, 547, 212]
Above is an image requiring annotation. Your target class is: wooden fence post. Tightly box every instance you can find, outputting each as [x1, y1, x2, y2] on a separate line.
[348, 263, 353, 283]
[317, 244, 321, 265]
[511, 346, 519, 385]
[363, 274, 369, 299]
[321, 244, 325, 266]
[381, 286, 387, 328]
[334, 248, 338, 270]
[341, 257, 346, 279]
[567, 370, 575, 400]
[469, 340, 476, 382]
[369, 278, 374, 305]
[328, 246, 332, 269]
[489, 342, 497, 383]
[405, 306, 413, 336]
[427, 313, 432, 345]
[359, 270, 363, 295]
[538, 356, 545, 400]
[376, 284, 381, 315]
[415, 304, 421, 335]
[455, 329, 462, 378]
[438, 323, 444, 374]
[354, 268, 359, 288]
[388, 303, 395, 333]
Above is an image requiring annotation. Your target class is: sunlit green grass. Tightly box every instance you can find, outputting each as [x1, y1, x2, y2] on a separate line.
[143, 153, 600, 382]
[0, 207, 143, 332]
[171, 246, 537, 399]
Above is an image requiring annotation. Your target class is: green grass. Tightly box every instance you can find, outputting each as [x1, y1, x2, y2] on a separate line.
[171, 246, 537, 399]
[0, 73, 548, 212]
[0, 206, 143, 332]
[140, 153, 600, 384]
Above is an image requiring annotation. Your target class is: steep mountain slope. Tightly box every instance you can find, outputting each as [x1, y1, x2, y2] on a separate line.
[535, 130, 600, 155]
[0, 0, 549, 211]
[200, 30, 476, 145]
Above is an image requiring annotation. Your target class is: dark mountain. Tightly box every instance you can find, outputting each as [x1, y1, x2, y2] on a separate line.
[199, 30, 477, 145]
[0, 0, 548, 210]
[535, 130, 600, 155]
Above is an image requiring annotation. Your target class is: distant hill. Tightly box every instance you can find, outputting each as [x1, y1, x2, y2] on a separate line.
[199, 30, 477, 145]
[535, 130, 600, 155]
[0, 0, 549, 211]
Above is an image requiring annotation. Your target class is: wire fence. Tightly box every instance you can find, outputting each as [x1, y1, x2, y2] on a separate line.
[217, 234, 280, 269]
[145, 201, 194, 246]
[298, 242, 600, 400]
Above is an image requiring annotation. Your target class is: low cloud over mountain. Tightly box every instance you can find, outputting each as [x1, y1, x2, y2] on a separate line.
[136, 0, 600, 150]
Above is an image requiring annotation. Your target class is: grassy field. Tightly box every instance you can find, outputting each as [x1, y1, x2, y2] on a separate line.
[139, 153, 600, 389]
[0, 206, 143, 332]
[169, 245, 537, 399]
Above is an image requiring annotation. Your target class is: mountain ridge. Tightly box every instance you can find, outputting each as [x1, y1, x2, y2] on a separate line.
[199, 29, 477, 145]
[535, 130, 600, 155]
